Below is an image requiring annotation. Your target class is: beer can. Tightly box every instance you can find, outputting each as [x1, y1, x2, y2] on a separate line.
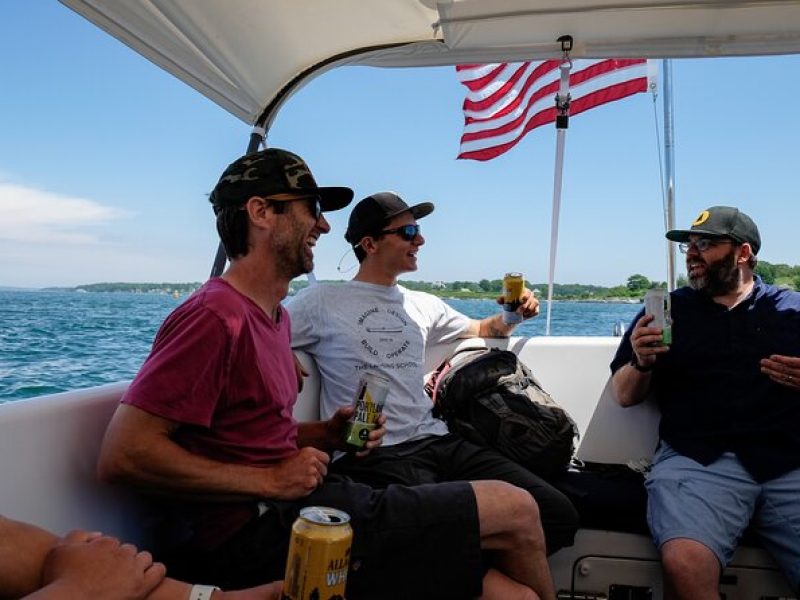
[644, 289, 672, 344]
[344, 372, 389, 450]
[502, 272, 524, 325]
[283, 506, 353, 600]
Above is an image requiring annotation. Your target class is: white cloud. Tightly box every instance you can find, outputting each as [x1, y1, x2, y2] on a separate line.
[0, 183, 129, 244]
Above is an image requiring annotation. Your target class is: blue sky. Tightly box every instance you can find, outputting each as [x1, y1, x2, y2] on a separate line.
[2, 2, 799, 289]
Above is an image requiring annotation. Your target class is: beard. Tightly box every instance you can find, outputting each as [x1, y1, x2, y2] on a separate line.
[271, 220, 314, 280]
[688, 247, 740, 296]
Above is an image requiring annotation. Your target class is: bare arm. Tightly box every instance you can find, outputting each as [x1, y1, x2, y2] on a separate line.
[98, 404, 329, 501]
[1, 516, 280, 600]
[0, 517, 165, 600]
[611, 314, 669, 407]
[463, 288, 541, 339]
[0, 516, 59, 599]
[33, 531, 165, 600]
[612, 362, 655, 407]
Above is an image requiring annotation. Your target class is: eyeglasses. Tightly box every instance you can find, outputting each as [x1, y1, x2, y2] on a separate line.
[380, 224, 421, 241]
[677, 238, 733, 254]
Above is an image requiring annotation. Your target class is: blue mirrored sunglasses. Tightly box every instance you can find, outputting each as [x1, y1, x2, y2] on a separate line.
[380, 224, 420, 241]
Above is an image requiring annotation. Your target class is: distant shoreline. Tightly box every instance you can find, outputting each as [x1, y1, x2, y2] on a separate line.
[5, 258, 794, 298]
[2, 281, 646, 303]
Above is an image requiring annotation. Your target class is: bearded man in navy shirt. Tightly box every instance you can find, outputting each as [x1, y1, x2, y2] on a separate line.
[611, 206, 800, 597]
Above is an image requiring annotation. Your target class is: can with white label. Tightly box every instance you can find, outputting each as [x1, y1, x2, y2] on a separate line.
[644, 289, 672, 344]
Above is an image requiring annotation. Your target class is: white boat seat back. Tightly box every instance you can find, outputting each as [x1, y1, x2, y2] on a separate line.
[0, 382, 149, 545]
[293, 350, 321, 422]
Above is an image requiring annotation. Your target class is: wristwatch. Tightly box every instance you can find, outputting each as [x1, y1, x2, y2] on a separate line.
[629, 355, 653, 373]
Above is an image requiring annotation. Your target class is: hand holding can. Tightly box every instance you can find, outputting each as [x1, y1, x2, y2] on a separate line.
[344, 372, 389, 450]
[502, 272, 524, 325]
[644, 289, 672, 345]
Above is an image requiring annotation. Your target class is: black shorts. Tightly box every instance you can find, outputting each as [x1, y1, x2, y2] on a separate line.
[164, 477, 483, 600]
[332, 433, 579, 553]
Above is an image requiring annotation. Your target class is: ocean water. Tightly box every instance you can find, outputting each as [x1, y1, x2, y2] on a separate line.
[0, 290, 641, 402]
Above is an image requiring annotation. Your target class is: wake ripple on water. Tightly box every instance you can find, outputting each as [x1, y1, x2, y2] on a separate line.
[1, 291, 641, 402]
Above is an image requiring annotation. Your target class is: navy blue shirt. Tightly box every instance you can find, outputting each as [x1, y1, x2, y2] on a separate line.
[611, 277, 800, 482]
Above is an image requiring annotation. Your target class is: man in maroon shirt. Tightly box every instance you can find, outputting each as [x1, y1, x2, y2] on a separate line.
[98, 148, 554, 600]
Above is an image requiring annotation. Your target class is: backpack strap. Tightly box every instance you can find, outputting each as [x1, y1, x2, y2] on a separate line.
[425, 346, 489, 405]
[425, 360, 452, 406]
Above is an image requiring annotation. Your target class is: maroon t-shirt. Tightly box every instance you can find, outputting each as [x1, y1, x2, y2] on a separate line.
[122, 278, 299, 546]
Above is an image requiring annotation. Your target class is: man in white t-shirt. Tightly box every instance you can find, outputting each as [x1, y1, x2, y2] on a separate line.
[288, 192, 579, 558]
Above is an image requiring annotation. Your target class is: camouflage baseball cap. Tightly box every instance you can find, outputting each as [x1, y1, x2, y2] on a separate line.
[345, 192, 434, 245]
[209, 148, 353, 213]
[666, 206, 761, 254]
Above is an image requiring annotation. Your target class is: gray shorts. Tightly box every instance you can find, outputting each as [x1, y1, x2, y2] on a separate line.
[646, 441, 800, 589]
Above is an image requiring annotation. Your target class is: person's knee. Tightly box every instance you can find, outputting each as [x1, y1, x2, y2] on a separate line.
[497, 481, 541, 528]
[661, 539, 720, 586]
[474, 481, 545, 551]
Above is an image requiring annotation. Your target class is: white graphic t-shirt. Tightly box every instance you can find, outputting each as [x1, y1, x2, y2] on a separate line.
[288, 281, 471, 445]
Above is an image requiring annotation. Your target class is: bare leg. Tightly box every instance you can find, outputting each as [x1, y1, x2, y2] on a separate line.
[479, 568, 539, 600]
[661, 538, 721, 600]
[471, 481, 555, 600]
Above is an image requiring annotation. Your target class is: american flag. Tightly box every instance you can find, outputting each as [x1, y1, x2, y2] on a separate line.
[457, 59, 654, 161]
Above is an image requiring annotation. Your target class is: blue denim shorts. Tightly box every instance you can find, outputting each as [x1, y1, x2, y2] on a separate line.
[646, 441, 800, 589]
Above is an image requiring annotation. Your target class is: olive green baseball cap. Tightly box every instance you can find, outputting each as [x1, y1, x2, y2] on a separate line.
[666, 206, 761, 254]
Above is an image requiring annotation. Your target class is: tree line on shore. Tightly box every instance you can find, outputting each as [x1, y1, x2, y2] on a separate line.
[63, 259, 797, 299]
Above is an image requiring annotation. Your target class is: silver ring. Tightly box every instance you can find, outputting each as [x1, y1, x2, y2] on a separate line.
[788, 375, 794, 383]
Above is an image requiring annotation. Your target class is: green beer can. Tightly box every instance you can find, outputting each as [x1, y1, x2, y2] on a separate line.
[344, 372, 389, 450]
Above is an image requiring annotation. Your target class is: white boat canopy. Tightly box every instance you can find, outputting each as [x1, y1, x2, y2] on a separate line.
[60, 0, 800, 128]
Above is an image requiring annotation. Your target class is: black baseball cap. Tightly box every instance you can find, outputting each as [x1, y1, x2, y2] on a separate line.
[209, 148, 353, 214]
[344, 192, 434, 245]
[666, 205, 761, 254]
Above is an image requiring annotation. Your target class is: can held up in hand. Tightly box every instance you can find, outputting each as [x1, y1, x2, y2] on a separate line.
[502, 272, 524, 325]
[283, 506, 353, 600]
[644, 288, 672, 345]
[344, 372, 389, 450]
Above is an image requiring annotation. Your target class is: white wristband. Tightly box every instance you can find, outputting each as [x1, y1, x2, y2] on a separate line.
[189, 584, 220, 600]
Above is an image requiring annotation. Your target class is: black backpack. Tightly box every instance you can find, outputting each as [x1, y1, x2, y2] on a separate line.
[426, 348, 578, 479]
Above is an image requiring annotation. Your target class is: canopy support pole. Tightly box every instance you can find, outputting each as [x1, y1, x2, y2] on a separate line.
[209, 126, 267, 279]
[663, 59, 677, 291]
[544, 36, 573, 336]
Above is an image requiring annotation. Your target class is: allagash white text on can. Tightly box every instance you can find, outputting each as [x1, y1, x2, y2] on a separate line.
[282, 506, 353, 600]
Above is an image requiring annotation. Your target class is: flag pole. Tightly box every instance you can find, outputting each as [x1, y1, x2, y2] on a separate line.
[545, 36, 573, 336]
